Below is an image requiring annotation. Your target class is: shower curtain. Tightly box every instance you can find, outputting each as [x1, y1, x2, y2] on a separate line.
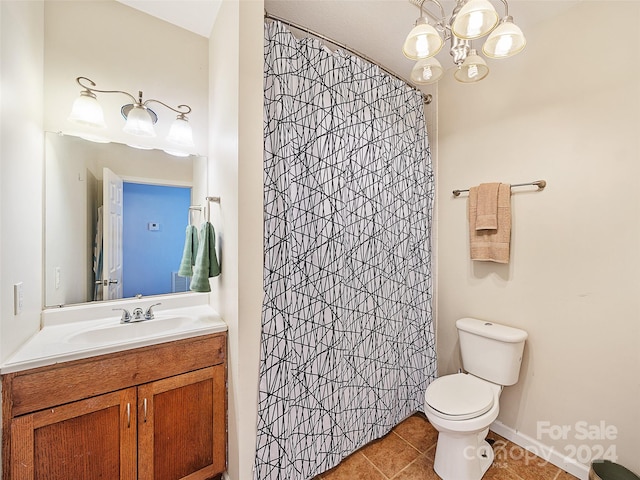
[255, 21, 436, 480]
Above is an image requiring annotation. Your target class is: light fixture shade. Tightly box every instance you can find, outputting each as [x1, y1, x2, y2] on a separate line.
[123, 105, 156, 137]
[68, 91, 106, 129]
[410, 57, 444, 84]
[402, 19, 443, 60]
[454, 49, 490, 83]
[482, 17, 526, 58]
[166, 115, 195, 148]
[451, 0, 499, 40]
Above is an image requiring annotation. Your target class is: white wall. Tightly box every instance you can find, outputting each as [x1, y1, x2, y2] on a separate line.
[0, 1, 44, 364]
[209, 1, 263, 478]
[237, 0, 265, 476]
[44, 1, 209, 155]
[437, 1, 640, 474]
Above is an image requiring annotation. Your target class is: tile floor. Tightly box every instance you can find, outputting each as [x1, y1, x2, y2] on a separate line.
[314, 413, 579, 480]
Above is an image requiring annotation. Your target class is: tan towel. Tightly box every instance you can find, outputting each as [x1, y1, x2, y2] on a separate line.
[475, 182, 500, 230]
[469, 183, 511, 263]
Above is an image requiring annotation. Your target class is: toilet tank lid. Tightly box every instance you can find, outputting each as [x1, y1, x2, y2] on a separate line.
[456, 318, 528, 343]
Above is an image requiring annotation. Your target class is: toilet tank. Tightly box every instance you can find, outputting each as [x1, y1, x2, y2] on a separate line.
[456, 318, 528, 386]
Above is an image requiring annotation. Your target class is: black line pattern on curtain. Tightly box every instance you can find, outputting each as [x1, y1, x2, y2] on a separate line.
[255, 21, 437, 480]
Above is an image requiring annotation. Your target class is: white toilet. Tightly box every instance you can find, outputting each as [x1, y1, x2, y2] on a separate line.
[424, 318, 528, 480]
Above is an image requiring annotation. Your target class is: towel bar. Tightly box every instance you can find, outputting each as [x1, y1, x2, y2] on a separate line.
[452, 180, 546, 197]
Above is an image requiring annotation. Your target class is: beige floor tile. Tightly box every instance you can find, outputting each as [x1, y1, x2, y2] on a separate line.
[321, 452, 386, 480]
[495, 441, 559, 480]
[316, 416, 579, 480]
[483, 464, 526, 480]
[392, 414, 439, 453]
[391, 453, 441, 480]
[361, 431, 421, 478]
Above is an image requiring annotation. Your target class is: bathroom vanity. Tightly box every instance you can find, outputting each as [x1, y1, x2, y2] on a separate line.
[1, 300, 227, 480]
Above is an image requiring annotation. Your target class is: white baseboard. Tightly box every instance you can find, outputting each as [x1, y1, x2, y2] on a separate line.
[490, 420, 590, 480]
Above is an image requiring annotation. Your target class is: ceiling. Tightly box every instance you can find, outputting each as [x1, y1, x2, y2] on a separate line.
[117, 0, 581, 89]
[116, 0, 221, 38]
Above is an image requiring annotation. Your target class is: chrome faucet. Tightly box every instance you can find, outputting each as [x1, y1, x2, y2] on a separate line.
[114, 308, 132, 323]
[144, 303, 161, 320]
[114, 303, 162, 324]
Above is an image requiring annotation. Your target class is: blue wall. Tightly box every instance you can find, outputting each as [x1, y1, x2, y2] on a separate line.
[122, 183, 191, 297]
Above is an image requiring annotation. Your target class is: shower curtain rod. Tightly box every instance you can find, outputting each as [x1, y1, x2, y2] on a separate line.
[452, 180, 547, 197]
[264, 11, 432, 105]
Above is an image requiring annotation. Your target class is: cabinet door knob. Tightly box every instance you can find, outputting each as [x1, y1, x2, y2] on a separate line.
[126, 402, 131, 428]
[143, 398, 148, 423]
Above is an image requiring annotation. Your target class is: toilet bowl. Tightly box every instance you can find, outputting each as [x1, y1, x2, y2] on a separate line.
[424, 318, 527, 480]
[424, 373, 502, 480]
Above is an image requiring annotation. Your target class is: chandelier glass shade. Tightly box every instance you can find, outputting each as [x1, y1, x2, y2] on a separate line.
[453, 49, 490, 82]
[403, 0, 526, 84]
[411, 57, 445, 84]
[482, 16, 526, 58]
[402, 19, 444, 60]
[451, 0, 499, 39]
[68, 77, 195, 151]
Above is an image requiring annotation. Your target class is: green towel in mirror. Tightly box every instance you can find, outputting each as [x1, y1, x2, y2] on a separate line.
[178, 225, 199, 277]
[190, 222, 221, 292]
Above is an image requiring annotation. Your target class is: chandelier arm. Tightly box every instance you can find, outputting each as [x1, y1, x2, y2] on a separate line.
[426, 0, 446, 20]
[143, 99, 192, 116]
[418, 0, 445, 24]
[76, 77, 138, 105]
[497, 0, 509, 17]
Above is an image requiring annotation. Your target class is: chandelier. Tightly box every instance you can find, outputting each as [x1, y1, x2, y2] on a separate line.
[403, 0, 526, 84]
[68, 77, 195, 153]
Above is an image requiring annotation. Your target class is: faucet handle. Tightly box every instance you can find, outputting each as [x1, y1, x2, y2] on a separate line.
[144, 302, 162, 320]
[113, 308, 132, 323]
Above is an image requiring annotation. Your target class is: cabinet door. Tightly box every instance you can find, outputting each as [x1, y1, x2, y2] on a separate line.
[138, 366, 226, 480]
[10, 388, 137, 480]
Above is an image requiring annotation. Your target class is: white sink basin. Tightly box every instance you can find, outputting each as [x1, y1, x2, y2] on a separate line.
[0, 303, 227, 374]
[67, 315, 193, 344]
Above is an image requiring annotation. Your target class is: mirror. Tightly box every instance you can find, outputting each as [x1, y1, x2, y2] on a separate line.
[44, 132, 208, 307]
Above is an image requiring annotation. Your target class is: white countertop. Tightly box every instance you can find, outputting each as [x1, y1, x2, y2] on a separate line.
[1, 298, 227, 374]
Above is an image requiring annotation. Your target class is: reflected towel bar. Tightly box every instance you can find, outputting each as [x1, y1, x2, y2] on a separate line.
[452, 180, 546, 197]
[188, 205, 202, 225]
[188, 198, 220, 223]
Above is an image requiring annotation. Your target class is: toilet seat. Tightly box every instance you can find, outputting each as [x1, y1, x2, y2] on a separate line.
[425, 373, 495, 420]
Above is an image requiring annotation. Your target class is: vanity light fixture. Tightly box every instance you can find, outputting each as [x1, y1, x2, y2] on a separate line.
[68, 77, 195, 149]
[403, 0, 526, 84]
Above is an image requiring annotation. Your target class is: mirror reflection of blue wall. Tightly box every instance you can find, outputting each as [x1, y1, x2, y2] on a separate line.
[122, 183, 192, 297]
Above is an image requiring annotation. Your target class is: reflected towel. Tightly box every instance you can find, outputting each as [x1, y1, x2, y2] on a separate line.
[178, 225, 199, 277]
[469, 183, 511, 263]
[475, 182, 500, 230]
[190, 222, 221, 293]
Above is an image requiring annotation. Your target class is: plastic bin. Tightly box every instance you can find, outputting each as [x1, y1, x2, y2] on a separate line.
[590, 460, 640, 480]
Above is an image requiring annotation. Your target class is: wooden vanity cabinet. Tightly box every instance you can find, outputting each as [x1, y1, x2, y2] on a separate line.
[1, 333, 227, 480]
